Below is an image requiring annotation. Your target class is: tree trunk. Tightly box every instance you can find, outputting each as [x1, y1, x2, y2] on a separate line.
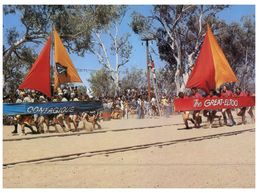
[114, 71, 120, 97]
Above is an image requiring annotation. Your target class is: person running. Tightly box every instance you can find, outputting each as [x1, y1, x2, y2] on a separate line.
[11, 93, 24, 134]
[55, 93, 68, 132]
[178, 92, 195, 129]
[203, 89, 222, 128]
[235, 87, 247, 125]
[220, 85, 236, 126]
[69, 92, 80, 132]
[191, 87, 203, 128]
[246, 90, 255, 123]
[13, 92, 38, 135]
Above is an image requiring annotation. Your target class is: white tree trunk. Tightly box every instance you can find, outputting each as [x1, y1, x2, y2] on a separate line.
[181, 73, 189, 91]
[114, 71, 119, 96]
[175, 69, 181, 93]
[174, 56, 182, 93]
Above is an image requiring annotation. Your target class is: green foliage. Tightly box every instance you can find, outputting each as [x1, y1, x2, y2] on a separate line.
[216, 16, 255, 90]
[4, 5, 124, 57]
[130, 11, 152, 35]
[120, 68, 146, 91]
[131, 5, 255, 92]
[3, 5, 125, 94]
[88, 69, 115, 97]
[3, 49, 35, 93]
[131, 5, 229, 84]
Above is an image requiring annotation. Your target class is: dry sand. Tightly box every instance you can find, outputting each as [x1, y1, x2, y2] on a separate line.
[3, 115, 255, 188]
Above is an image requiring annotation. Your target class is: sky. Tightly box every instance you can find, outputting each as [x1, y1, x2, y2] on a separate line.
[3, 5, 255, 88]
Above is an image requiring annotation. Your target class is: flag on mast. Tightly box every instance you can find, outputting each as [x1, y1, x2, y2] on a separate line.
[19, 36, 52, 97]
[186, 25, 238, 93]
[53, 29, 82, 90]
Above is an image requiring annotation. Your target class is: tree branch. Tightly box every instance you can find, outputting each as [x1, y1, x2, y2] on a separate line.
[154, 15, 174, 42]
[94, 31, 112, 70]
[114, 24, 119, 72]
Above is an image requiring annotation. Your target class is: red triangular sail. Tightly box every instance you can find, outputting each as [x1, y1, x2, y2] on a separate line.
[186, 31, 216, 93]
[186, 25, 237, 93]
[19, 36, 52, 97]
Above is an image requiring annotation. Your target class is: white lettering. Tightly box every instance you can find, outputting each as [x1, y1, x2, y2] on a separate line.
[27, 106, 34, 113]
[26, 106, 76, 114]
[193, 99, 202, 107]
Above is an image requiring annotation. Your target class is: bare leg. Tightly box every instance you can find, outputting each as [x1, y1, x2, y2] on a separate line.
[222, 110, 227, 125]
[193, 111, 201, 128]
[227, 109, 236, 125]
[57, 116, 66, 132]
[248, 107, 255, 123]
[64, 116, 71, 132]
[237, 107, 247, 124]
[12, 123, 18, 134]
[183, 112, 194, 129]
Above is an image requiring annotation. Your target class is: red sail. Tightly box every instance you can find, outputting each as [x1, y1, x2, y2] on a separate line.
[186, 29, 216, 93]
[19, 36, 52, 97]
[186, 25, 237, 93]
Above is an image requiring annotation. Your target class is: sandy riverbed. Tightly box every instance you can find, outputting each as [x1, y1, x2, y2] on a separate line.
[3, 115, 255, 188]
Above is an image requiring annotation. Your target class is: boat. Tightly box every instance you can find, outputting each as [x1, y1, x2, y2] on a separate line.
[19, 29, 82, 97]
[4, 29, 103, 115]
[174, 25, 255, 112]
[186, 25, 238, 93]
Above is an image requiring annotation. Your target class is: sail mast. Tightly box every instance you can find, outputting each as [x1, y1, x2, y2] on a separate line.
[50, 27, 55, 97]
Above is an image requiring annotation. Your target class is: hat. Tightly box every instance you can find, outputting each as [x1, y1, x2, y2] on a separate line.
[19, 91, 25, 96]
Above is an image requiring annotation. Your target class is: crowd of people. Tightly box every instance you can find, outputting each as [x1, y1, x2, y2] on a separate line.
[3, 84, 255, 136]
[102, 90, 173, 120]
[3, 85, 90, 104]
